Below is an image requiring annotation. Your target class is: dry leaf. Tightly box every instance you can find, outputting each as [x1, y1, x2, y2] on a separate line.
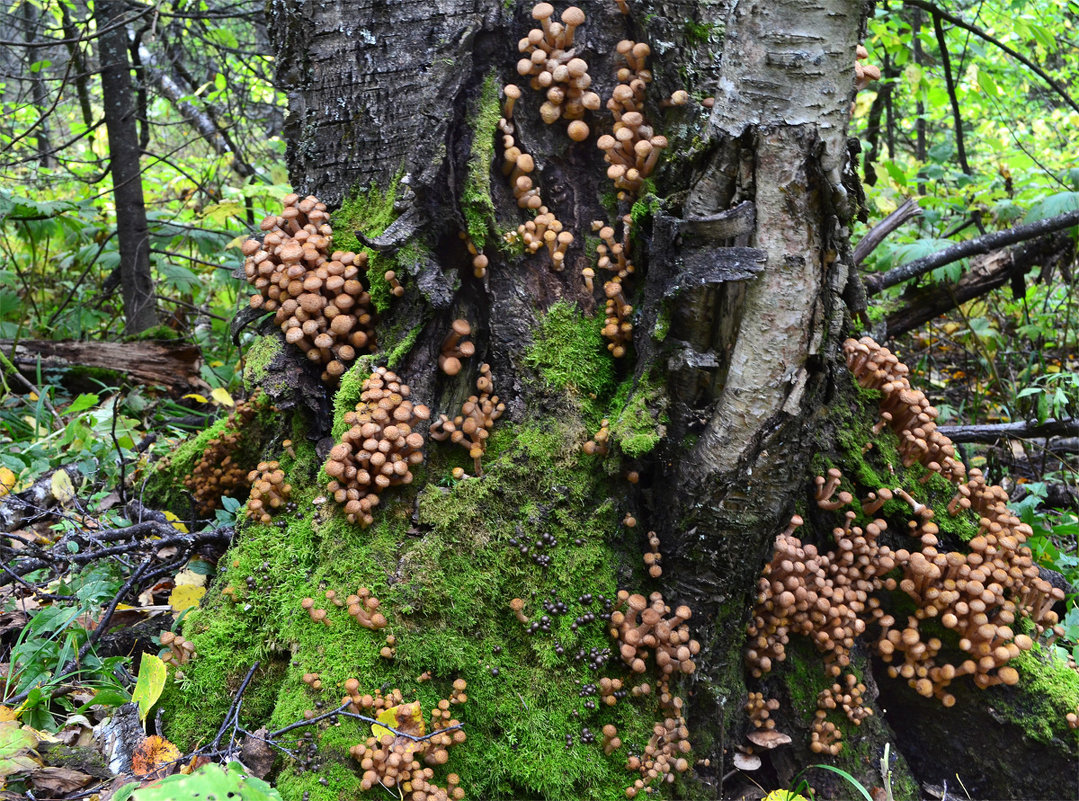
[167, 585, 206, 613]
[240, 729, 275, 778]
[131, 735, 181, 779]
[29, 766, 93, 793]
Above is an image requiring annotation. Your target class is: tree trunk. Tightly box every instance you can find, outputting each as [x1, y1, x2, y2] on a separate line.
[154, 1, 1079, 799]
[96, 0, 158, 334]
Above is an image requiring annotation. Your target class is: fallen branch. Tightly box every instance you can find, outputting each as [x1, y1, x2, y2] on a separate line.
[937, 417, 1078, 444]
[883, 231, 1072, 338]
[865, 209, 1079, 295]
[853, 198, 922, 264]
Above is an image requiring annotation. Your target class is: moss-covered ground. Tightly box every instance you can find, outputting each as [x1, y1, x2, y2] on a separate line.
[160, 375, 685, 800]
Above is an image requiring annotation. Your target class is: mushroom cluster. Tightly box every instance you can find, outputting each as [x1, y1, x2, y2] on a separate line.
[301, 596, 333, 627]
[844, 337, 965, 481]
[324, 367, 430, 527]
[348, 586, 388, 630]
[515, 210, 574, 270]
[582, 418, 610, 456]
[430, 363, 505, 476]
[597, 41, 666, 197]
[345, 681, 468, 801]
[855, 44, 881, 91]
[439, 319, 475, 376]
[245, 460, 291, 523]
[242, 194, 375, 383]
[458, 232, 489, 279]
[591, 220, 635, 357]
[623, 716, 692, 798]
[184, 394, 260, 516]
[160, 631, 195, 666]
[610, 590, 700, 682]
[516, 4, 601, 139]
[746, 337, 1072, 752]
[745, 692, 780, 730]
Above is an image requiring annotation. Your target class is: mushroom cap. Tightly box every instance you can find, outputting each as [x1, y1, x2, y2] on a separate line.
[561, 6, 585, 26]
[732, 752, 761, 771]
[567, 120, 590, 142]
[531, 2, 554, 20]
[746, 729, 792, 749]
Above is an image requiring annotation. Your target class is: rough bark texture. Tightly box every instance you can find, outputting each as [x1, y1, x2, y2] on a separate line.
[96, 0, 158, 334]
[151, 1, 1079, 799]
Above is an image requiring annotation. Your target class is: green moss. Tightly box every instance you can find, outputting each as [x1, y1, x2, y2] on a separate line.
[127, 324, 180, 342]
[243, 334, 283, 392]
[652, 305, 671, 342]
[165, 410, 689, 800]
[1002, 645, 1079, 743]
[330, 178, 404, 313]
[682, 20, 719, 45]
[629, 192, 661, 232]
[462, 72, 501, 250]
[386, 323, 424, 369]
[330, 356, 378, 440]
[607, 371, 667, 458]
[524, 301, 616, 404]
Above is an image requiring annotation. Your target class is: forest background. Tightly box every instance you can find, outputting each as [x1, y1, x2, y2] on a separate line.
[0, 0, 1076, 799]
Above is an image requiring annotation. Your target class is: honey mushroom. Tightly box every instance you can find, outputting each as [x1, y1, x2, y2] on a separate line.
[242, 194, 376, 383]
[324, 367, 430, 527]
[583, 418, 610, 455]
[745, 338, 1071, 755]
[183, 394, 261, 516]
[245, 460, 291, 523]
[345, 682, 468, 800]
[458, 231, 490, 278]
[439, 319, 476, 376]
[429, 363, 505, 476]
[516, 5, 601, 139]
[159, 630, 196, 666]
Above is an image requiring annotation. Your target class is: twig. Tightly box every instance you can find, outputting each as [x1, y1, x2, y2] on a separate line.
[269, 701, 465, 744]
[211, 662, 260, 751]
[938, 417, 1078, 443]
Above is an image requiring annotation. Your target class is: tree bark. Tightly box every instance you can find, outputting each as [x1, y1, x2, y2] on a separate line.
[96, 0, 158, 334]
[153, 1, 1079, 799]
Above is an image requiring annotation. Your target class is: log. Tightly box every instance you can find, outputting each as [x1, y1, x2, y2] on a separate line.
[1, 339, 205, 393]
[937, 417, 1078, 443]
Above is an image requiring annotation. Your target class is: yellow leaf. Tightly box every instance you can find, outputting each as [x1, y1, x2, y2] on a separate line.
[0, 708, 17, 723]
[173, 567, 207, 588]
[131, 655, 168, 723]
[50, 471, 75, 506]
[943, 322, 961, 335]
[168, 584, 206, 612]
[0, 468, 15, 499]
[210, 387, 234, 407]
[372, 703, 425, 740]
[762, 793, 808, 801]
[182, 393, 209, 404]
[28, 392, 38, 401]
[162, 511, 188, 534]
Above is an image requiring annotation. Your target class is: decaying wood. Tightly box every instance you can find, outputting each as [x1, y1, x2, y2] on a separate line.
[883, 231, 1073, 338]
[1, 339, 205, 393]
[852, 196, 921, 264]
[938, 417, 1079, 444]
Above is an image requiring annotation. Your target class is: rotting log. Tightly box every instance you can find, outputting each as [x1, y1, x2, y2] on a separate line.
[1, 339, 205, 393]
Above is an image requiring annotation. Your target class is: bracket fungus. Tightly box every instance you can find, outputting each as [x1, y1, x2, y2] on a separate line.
[324, 367, 430, 527]
[242, 194, 375, 383]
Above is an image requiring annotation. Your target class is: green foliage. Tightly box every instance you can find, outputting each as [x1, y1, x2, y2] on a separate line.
[115, 761, 283, 801]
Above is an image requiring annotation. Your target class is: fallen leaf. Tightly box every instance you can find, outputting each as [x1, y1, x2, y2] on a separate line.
[211, 387, 234, 407]
[131, 735, 180, 778]
[167, 584, 206, 613]
[29, 765, 93, 793]
[162, 511, 188, 534]
[372, 703, 425, 740]
[0, 468, 15, 498]
[50, 470, 75, 506]
[240, 729, 275, 778]
[0, 720, 40, 777]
